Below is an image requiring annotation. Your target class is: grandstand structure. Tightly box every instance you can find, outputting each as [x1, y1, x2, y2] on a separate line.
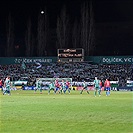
[0, 56, 132, 89]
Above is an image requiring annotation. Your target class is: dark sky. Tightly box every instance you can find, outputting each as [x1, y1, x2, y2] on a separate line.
[0, 0, 133, 29]
[0, 0, 133, 56]
[0, 0, 133, 22]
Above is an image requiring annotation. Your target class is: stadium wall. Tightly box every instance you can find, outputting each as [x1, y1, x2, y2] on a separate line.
[0, 57, 57, 64]
[0, 56, 133, 64]
[85, 56, 133, 64]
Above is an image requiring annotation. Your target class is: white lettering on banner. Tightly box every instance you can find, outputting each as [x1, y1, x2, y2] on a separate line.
[103, 57, 133, 63]
[14, 58, 53, 64]
[103, 58, 123, 63]
[23, 58, 32, 63]
[15, 58, 23, 63]
[33, 58, 52, 63]
[64, 49, 76, 52]
[127, 80, 133, 84]
[124, 58, 132, 62]
[110, 81, 119, 84]
[24, 86, 34, 90]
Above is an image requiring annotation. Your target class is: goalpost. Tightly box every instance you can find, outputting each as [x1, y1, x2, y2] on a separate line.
[36, 78, 72, 82]
[35, 78, 72, 90]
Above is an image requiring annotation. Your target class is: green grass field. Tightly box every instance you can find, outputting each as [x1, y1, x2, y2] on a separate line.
[0, 90, 133, 133]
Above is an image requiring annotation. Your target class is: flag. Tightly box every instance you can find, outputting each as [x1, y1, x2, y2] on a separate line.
[21, 61, 26, 70]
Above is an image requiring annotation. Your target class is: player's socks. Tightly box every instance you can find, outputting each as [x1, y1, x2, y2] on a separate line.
[48, 89, 50, 94]
[64, 90, 66, 94]
[80, 90, 83, 94]
[63, 89, 65, 94]
[68, 89, 70, 94]
[98, 90, 100, 95]
[94, 91, 97, 96]
[3, 90, 7, 95]
[40, 89, 42, 94]
[87, 91, 89, 94]
[34, 88, 37, 93]
[60, 90, 62, 93]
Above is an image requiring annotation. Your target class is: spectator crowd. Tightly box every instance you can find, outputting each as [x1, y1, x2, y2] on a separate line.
[0, 62, 132, 87]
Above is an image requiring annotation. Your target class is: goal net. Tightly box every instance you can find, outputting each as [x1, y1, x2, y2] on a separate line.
[36, 78, 72, 90]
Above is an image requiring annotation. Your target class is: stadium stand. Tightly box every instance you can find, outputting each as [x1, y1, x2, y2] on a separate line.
[0, 62, 132, 87]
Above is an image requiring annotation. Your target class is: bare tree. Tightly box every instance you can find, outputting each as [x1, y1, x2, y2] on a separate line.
[37, 8, 49, 56]
[80, 2, 87, 55]
[56, 5, 70, 49]
[57, 16, 62, 49]
[80, 0, 95, 55]
[72, 19, 80, 48]
[6, 13, 14, 57]
[88, 0, 95, 55]
[25, 17, 34, 56]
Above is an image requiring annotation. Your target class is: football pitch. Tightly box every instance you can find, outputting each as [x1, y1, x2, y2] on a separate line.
[0, 90, 133, 133]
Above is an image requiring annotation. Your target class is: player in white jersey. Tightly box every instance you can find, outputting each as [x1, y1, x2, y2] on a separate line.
[34, 80, 42, 94]
[3, 76, 11, 95]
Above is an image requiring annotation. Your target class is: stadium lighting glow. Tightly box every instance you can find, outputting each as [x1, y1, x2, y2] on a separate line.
[41, 11, 44, 14]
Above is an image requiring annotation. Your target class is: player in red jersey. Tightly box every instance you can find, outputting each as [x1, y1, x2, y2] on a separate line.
[0, 79, 3, 91]
[99, 79, 104, 95]
[104, 78, 111, 96]
[54, 79, 61, 94]
[64, 80, 71, 94]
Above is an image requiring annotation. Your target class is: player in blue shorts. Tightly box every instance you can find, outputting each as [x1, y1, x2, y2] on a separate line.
[61, 80, 66, 94]
[104, 79, 111, 96]
[54, 79, 61, 94]
[64, 80, 71, 94]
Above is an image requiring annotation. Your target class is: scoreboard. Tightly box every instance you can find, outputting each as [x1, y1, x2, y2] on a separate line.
[57, 48, 84, 62]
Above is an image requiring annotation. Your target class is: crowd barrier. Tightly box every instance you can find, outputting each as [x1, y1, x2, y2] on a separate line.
[117, 86, 133, 91]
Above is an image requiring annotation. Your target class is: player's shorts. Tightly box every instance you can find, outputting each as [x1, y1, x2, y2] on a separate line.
[66, 86, 69, 90]
[106, 87, 110, 91]
[7, 90, 10, 93]
[38, 88, 42, 91]
[50, 88, 54, 90]
[34, 87, 38, 90]
[95, 87, 100, 90]
[6, 86, 10, 90]
[61, 87, 65, 91]
[3, 87, 6, 91]
[56, 87, 60, 91]
[83, 86, 88, 90]
[0, 86, 2, 91]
